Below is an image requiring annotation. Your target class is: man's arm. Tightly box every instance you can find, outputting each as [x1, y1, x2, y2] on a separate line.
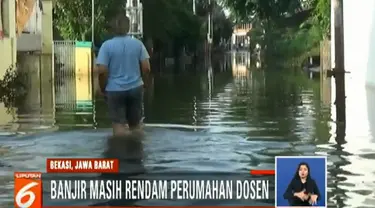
[96, 43, 109, 93]
[139, 43, 151, 87]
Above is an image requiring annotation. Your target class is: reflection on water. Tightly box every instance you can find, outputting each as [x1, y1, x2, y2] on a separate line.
[54, 72, 95, 129]
[0, 51, 374, 207]
[367, 87, 375, 140]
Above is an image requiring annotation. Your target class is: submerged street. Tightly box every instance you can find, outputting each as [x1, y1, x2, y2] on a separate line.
[0, 52, 374, 207]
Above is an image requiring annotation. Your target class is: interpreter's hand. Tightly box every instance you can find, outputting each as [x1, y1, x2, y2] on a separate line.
[309, 194, 318, 205]
[294, 189, 307, 201]
[302, 194, 310, 201]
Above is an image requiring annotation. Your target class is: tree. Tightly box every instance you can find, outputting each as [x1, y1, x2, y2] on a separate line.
[53, 0, 232, 58]
[223, 0, 305, 22]
[212, 3, 233, 45]
[0, 65, 27, 114]
[53, 0, 126, 41]
[311, 0, 330, 38]
[222, 0, 330, 67]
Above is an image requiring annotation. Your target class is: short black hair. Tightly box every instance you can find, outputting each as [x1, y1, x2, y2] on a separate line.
[110, 13, 130, 35]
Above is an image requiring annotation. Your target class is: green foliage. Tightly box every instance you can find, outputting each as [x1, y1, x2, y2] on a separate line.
[142, 0, 232, 53]
[224, 0, 330, 68]
[53, 0, 125, 41]
[212, 4, 234, 45]
[53, 0, 233, 55]
[247, 20, 265, 50]
[222, 0, 304, 21]
[0, 65, 28, 114]
[141, 0, 205, 53]
[267, 25, 321, 67]
[312, 0, 330, 38]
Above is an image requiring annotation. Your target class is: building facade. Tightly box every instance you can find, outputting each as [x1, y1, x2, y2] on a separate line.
[0, 0, 17, 77]
[0, 0, 53, 131]
[231, 23, 252, 49]
[0, 0, 53, 77]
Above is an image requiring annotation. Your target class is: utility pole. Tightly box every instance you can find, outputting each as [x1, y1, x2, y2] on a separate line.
[207, 0, 213, 58]
[91, 0, 95, 46]
[333, 0, 346, 135]
[90, 0, 96, 119]
[193, 0, 196, 15]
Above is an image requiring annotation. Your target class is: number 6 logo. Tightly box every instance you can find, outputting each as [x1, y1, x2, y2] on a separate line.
[15, 182, 38, 208]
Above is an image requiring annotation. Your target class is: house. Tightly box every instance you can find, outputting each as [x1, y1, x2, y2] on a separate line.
[0, 0, 53, 131]
[0, 0, 17, 77]
[0, 0, 53, 77]
[232, 23, 252, 49]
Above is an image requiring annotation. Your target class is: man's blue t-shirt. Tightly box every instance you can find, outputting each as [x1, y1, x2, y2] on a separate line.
[96, 35, 150, 92]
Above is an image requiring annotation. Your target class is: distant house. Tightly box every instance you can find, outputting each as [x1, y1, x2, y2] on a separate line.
[232, 23, 252, 49]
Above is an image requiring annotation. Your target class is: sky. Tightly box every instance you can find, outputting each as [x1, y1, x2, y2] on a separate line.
[223, 8, 230, 17]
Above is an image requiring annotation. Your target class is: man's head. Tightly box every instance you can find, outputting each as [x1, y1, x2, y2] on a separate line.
[110, 13, 130, 36]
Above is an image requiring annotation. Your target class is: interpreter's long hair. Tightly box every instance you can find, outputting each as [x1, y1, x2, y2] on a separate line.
[293, 162, 311, 181]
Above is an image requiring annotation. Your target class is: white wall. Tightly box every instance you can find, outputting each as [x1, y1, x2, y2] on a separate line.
[342, 0, 375, 86]
[341, 0, 375, 144]
[363, 2, 375, 87]
[329, 2, 375, 206]
[0, 0, 17, 76]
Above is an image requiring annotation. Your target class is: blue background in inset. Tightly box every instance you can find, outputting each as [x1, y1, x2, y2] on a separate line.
[276, 157, 326, 206]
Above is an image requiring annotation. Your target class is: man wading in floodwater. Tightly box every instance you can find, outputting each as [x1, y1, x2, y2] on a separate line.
[96, 14, 151, 136]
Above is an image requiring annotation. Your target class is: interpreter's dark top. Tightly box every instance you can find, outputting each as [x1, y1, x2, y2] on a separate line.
[283, 178, 320, 206]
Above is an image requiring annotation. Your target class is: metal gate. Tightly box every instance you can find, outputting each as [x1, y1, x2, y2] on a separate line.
[53, 40, 76, 110]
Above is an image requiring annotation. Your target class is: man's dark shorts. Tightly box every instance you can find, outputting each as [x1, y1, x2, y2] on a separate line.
[106, 86, 143, 128]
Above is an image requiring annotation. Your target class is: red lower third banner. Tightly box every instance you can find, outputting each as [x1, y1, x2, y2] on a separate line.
[46, 158, 119, 173]
[15, 159, 276, 208]
[43, 206, 276, 208]
[250, 170, 275, 175]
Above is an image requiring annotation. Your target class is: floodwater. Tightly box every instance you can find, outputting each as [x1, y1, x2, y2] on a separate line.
[0, 52, 374, 207]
